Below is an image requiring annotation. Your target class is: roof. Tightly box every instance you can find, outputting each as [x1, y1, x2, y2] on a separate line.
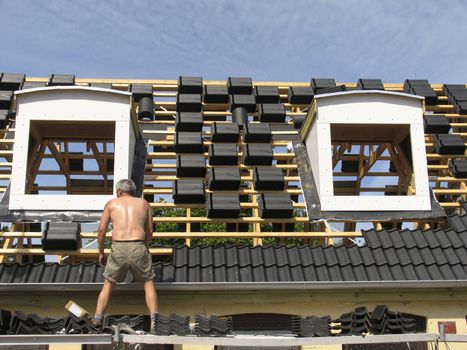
[1, 226, 466, 291]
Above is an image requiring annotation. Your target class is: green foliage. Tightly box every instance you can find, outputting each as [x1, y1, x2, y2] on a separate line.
[149, 198, 309, 247]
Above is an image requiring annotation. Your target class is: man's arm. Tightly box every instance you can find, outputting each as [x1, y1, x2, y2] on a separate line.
[97, 202, 111, 266]
[145, 203, 153, 246]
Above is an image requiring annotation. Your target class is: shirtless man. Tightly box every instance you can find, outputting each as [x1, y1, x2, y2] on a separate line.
[93, 179, 158, 332]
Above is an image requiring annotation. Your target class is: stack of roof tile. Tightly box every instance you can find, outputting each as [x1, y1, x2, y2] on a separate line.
[153, 313, 190, 336]
[64, 313, 100, 334]
[334, 305, 416, 336]
[0, 310, 11, 335]
[105, 314, 150, 333]
[195, 315, 233, 337]
[291, 315, 330, 337]
[9, 311, 66, 335]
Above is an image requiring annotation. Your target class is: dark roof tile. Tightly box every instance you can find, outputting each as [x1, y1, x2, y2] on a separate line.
[411, 230, 429, 248]
[422, 230, 442, 248]
[444, 230, 464, 249]
[2, 227, 467, 286]
[362, 229, 381, 248]
[323, 246, 339, 266]
[311, 247, 326, 266]
[399, 230, 417, 249]
[334, 246, 351, 266]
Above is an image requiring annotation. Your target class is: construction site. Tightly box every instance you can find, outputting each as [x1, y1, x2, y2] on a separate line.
[0, 73, 466, 350]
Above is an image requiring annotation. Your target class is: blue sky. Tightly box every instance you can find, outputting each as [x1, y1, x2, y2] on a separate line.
[1, 0, 467, 83]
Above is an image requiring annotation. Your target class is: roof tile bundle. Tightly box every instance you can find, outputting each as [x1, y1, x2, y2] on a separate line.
[288, 87, 314, 105]
[178, 76, 203, 94]
[443, 84, 467, 114]
[204, 85, 229, 104]
[195, 315, 233, 337]
[153, 313, 190, 336]
[0, 73, 25, 90]
[403, 79, 437, 106]
[255, 86, 280, 104]
[423, 114, 451, 134]
[228, 77, 253, 95]
[211, 122, 240, 143]
[48, 74, 75, 86]
[176, 154, 206, 178]
[130, 84, 153, 101]
[41, 222, 81, 251]
[105, 314, 150, 333]
[310, 78, 336, 93]
[356, 79, 384, 90]
[9, 311, 66, 335]
[175, 112, 203, 132]
[449, 159, 467, 178]
[243, 123, 272, 143]
[291, 315, 330, 337]
[174, 132, 204, 153]
[209, 143, 238, 165]
[230, 94, 256, 113]
[433, 134, 466, 154]
[258, 103, 286, 123]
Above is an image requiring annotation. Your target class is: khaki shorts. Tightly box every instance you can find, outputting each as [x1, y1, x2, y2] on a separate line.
[103, 241, 154, 283]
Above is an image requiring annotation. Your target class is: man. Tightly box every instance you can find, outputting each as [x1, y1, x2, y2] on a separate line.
[93, 179, 158, 333]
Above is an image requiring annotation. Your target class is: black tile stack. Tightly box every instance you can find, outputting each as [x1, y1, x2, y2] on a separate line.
[64, 313, 100, 334]
[204, 85, 229, 104]
[337, 306, 371, 335]
[288, 87, 314, 105]
[258, 103, 286, 123]
[0, 309, 11, 335]
[253, 167, 285, 190]
[0, 90, 12, 128]
[291, 315, 330, 337]
[105, 314, 150, 333]
[207, 194, 240, 218]
[443, 84, 467, 114]
[356, 79, 385, 90]
[174, 132, 204, 153]
[195, 315, 233, 337]
[176, 154, 206, 178]
[176, 112, 203, 132]
[243, 143, 273, 165]
[449, 159, 467, 178]
[175, 77, 204, 162]
[131, 84, 154, 120]
[173, 80, 207, 209]
[258, 194, 293, 218]
[228, 77, 255, 127]
[255, 86, 280, 104]
[22, 81, 46, 89]
[208, 168, 241, 190]
[209, 143, 238, 165]
[243, 123, 272, 143]
[423, 114, 451, 134]
[211, 122, 240, 143]
[315, 85, 346, 95]
[230, 94, 256, 113]
[41, 222, 81, 251]
[153, 313, 190, 336]
[48, 74, 75, 86]
[403, 79, 437, 106]
[433, 134, 465, 154]
[10, 311, 66, 335]
[310, 78, 336, 93]
[0, 73, 25, 90]
[172, 179, 205, 204]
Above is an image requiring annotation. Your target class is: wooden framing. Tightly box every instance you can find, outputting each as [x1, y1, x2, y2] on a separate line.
[0, 78, 465, 261]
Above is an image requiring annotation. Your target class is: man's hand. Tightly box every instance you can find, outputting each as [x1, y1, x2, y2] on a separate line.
[99, 253, 107, 267]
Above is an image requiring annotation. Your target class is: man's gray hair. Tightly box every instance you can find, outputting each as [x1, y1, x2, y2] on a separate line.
[116, 179, 136, 195]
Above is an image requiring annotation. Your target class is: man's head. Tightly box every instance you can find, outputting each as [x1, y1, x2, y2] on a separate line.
[115, 179, 136, 197]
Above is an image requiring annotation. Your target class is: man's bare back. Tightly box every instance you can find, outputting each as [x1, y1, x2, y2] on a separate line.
[106, 196, 152, 241]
